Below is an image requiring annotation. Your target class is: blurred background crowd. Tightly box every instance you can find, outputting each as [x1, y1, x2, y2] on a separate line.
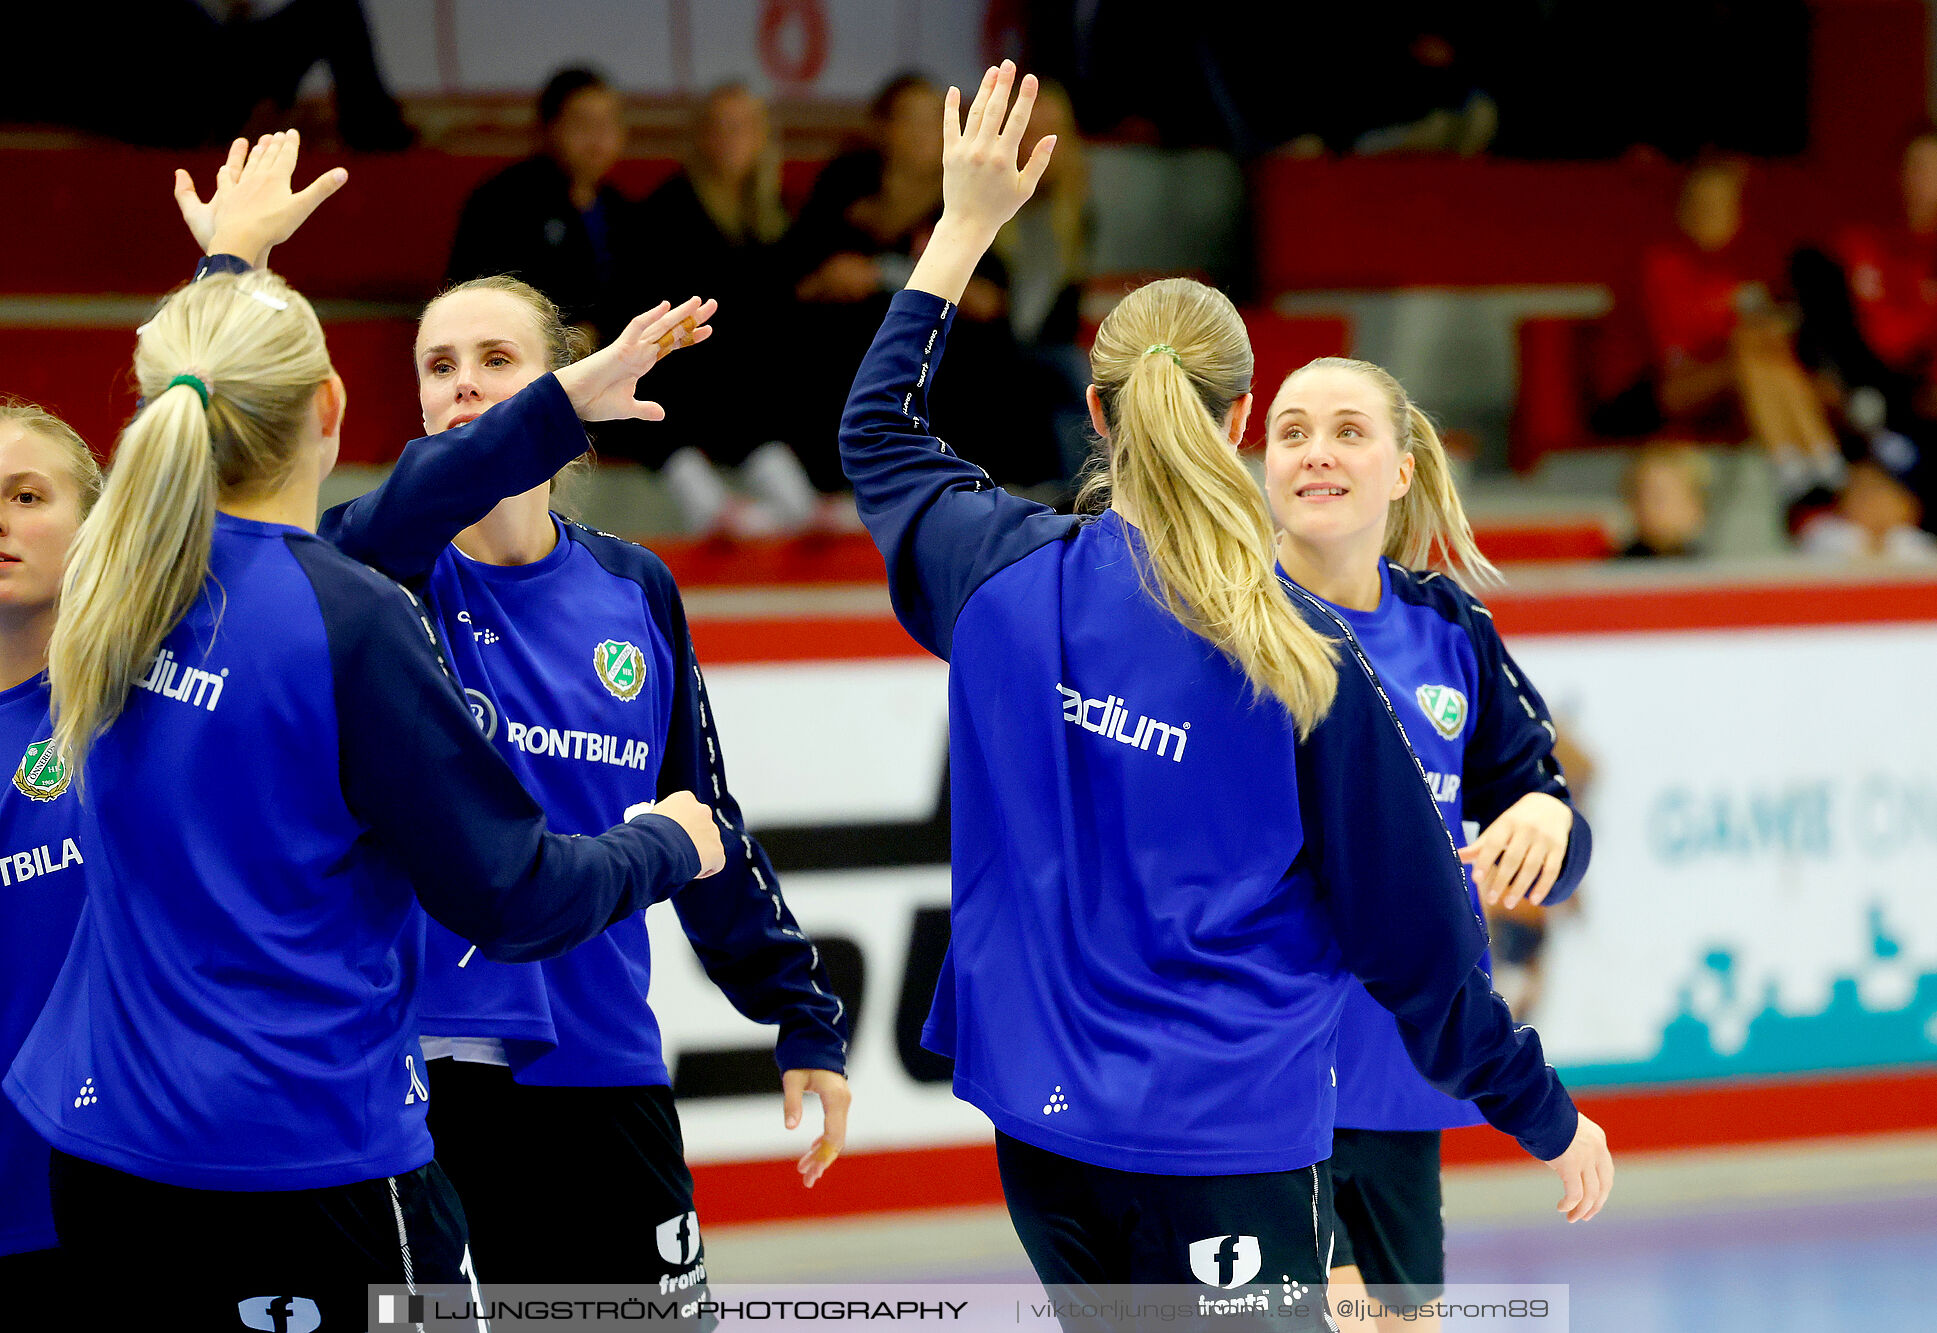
[6, 0, 1937, 563]
[5, 13, 1935, 1323]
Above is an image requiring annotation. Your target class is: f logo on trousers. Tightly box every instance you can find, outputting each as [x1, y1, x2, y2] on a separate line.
[1188, 1234, 1262, 1288]
[657, 1210, 701, 1266]
[237, 1296, 322, 1333]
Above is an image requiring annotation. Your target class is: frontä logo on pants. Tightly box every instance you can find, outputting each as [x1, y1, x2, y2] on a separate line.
[657, 1210, 701, 1265]
[596, 640, 647, 701]
[237, 1296, 322, 1333]
[1188, 1234, 1261, 1289]
[13, 738, 70, 802]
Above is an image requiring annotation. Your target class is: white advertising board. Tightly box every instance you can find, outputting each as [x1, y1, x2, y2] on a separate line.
[650, 624, 1937, 1163]
[366, 0, 995, 99]
[1510, 624, 1937, 1087]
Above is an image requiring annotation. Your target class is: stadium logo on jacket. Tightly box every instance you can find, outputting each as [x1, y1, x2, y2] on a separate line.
[595, 639, 647, 702]
[1416, 684, 1467, 740]
[13, 738, 70, 802]
[1057, 685, 1190, 762]
[135, 647, 227, 712]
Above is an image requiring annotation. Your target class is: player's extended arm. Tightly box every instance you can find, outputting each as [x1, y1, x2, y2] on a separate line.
[293, 547, 716, 962]
[1291, 613, 1612, 1219]
[320, 300, 713, 585]
[840, 65, 1070, 660]
[1456, 600, 1593, 908]
[654, 574, 852, 1187]
[640, 567, 848, 1074]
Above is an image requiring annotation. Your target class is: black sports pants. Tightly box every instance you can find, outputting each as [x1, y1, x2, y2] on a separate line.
[51, 1149, 471, 1331]
[995, 1130, 1336, 1331]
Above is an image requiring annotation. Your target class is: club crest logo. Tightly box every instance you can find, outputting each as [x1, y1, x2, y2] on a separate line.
[595, 640, 646, 702]
[1415, 684, 1467, 740]
[14, 738, 71, 802]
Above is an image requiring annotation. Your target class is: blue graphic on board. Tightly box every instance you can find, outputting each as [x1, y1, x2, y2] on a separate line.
[1559, 906, 1937, 1087]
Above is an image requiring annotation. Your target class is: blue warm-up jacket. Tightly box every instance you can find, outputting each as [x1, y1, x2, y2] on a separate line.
[320, 375, 846, 1087]
[839, 289, 1580, 1174]
[0, 676, 84, 1252]
[1287, 560, 1591, 1132]
[4, 324, 703, 1190]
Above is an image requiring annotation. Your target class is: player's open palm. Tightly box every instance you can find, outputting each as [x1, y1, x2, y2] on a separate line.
[183, 130, 347, 268]
[554, 296, 717, 422]
[939, 61, 1056, 238]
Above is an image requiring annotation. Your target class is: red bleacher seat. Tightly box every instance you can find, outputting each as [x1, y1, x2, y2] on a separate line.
[0, 148, 827, 304]
[3, 318, 425, 465]
[0, 328, 134, 457]
[1241, 308, 1350, 431]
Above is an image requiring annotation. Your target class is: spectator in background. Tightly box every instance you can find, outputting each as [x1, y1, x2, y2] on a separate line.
[1, 0, 412, 150]
[1617, 443, 1712, 559]
[1797, 462, 1937, 562]
[447, 68, 635, 347]
[632, 83, 818, 536]
[1794, 126, 1937, 530]
[785, 73, 1055, 504]
[1349, 9, 1499, 156]
[991, 79, 1093, 483]
[1642, 159, 1846, 513]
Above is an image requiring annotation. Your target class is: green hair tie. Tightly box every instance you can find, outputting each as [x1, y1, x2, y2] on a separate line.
[1142, 343, 1183, 368]
[166, 373, 211, 410]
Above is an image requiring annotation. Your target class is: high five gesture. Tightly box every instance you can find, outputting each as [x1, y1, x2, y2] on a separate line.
[175, 131, 348, 269]
[908, 61, 1057, 305]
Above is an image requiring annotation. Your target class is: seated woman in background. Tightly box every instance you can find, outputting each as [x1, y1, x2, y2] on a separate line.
[447, 67, 638, 348]
[1642, 158, 1845, 512]
[992, 78, 1095, 486]
[1794, 126, 1937, 529]
[1796, 460, 1937, 562]
[632, 83, 820, 536]
[786, 73, 1055, 505]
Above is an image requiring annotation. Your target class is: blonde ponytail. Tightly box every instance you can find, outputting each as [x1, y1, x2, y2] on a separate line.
[50, 270, 332, 781]
[1080, 278, 1338, 736]
[1387, 403, 1499, 587]
[1287, 358, 1501, 589]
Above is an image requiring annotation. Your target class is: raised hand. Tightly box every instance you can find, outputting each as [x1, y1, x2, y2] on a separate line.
[940, 61, 1056, 238]
[174, 137, 248, 256]
[552, 296, 717, 422]
[906, 60, 1057, 306]
[179, 130, 348, 269]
